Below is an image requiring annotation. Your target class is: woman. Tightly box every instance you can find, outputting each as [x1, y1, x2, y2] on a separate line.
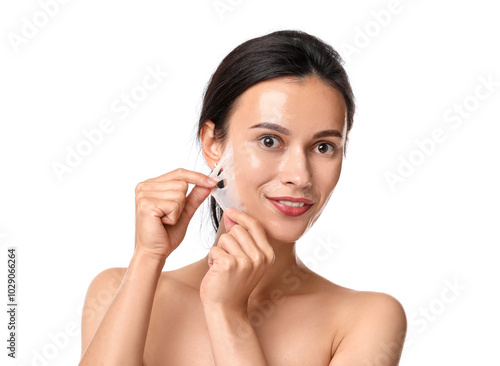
[79, 30, 407, 366]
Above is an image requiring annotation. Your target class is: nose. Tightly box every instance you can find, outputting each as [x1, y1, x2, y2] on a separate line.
[278, 147, 313, 189]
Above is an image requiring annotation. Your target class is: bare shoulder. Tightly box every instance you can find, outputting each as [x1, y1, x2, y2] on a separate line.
[84, 267, 128, 302]
[81, 266, 128, 318]
[317, 278, 407, 365]
[353, 290, 406, 319]
[307, 272, 406, 325]
[342, 289, 407, 342]
[336, 286, 406, 324]
[80, 267, 128, 356]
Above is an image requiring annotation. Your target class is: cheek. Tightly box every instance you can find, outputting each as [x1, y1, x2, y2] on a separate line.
[326, 159, 342, 185]
[235, 143, 273, 171]
[232, 144, 282, 214]
[317, 160, 342, 204]
[233, 144, 269, 192]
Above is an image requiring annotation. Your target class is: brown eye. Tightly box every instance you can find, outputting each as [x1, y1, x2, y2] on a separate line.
[316, 143, 335, 154]
[259, 135, 280, 148]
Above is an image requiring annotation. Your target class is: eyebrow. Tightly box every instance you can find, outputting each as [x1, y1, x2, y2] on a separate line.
[249, 122, 343, 139]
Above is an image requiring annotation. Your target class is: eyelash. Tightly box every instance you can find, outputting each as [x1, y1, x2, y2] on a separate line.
[258, 134, 337, 155]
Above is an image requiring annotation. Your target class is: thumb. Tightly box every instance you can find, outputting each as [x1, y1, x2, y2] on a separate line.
[178, 184, 212, 224]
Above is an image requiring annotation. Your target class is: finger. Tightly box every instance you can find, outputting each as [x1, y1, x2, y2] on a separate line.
[224, 209, 275, 262]
[217, 232, 249, 259]
[145, 168, 218, 188]
[135, 190, 186, 223]
[174, 184, 213, 229]
[135, 180, 189, 195]
[224, 221, 262, 262]
[223, 211, 238, 232]
[135, 189, 186, 203]
[208, 245, 232, 269]
[136, 197, 182, 225]
[135, 179, 212, 226]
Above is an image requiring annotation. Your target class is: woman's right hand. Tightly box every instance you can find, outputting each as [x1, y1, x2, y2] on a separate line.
[134, 168, 218, 260]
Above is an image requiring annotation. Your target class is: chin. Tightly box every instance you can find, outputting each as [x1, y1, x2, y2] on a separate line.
[260, 217, 310, 244]
[270, 234, 304, 245]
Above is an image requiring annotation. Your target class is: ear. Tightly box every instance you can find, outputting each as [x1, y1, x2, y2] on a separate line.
[200, 120, 224, 168]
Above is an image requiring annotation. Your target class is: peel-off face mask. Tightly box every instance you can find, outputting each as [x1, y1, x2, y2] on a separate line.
[208, 141, 247, 213]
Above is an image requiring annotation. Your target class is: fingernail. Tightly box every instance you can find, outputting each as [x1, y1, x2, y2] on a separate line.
[206, 177, 218, 185]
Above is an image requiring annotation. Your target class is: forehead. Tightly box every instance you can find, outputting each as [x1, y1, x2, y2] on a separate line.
[228, 76, 347, 132]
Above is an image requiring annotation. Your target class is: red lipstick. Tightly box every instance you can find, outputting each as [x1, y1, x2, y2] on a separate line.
[267, 196, 314, 204]
[266, 196, 314, 217]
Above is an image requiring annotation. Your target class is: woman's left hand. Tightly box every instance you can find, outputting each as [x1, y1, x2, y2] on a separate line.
[200, 208, 275, 313]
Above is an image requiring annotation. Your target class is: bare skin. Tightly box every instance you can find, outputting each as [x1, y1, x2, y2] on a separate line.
[79, 76, 407, 366]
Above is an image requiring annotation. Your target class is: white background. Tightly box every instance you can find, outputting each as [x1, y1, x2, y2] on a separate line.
[1, 0, 499, 365]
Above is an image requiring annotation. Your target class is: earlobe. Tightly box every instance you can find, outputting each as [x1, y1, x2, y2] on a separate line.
[200, 120, 223, 168]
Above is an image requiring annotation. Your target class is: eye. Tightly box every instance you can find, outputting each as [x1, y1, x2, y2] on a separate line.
[259, 135, 281, 149]
[315, 142, 336, 154]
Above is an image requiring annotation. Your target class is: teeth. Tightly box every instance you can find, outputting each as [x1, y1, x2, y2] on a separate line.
[278, 200, 305, 207]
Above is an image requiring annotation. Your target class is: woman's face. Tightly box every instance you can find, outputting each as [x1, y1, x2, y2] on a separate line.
[222, 75, 347, 243]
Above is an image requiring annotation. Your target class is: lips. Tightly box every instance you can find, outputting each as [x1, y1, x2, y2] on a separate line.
[267, 196, 314, 204]
[266, 196, 314, 217]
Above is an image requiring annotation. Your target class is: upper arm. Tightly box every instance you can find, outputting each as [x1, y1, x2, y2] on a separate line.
[80, 267, 127, 357]
[329, 292, 407, 366]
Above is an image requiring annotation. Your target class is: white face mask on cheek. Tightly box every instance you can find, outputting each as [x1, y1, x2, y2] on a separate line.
[208, 141, 247, 213]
